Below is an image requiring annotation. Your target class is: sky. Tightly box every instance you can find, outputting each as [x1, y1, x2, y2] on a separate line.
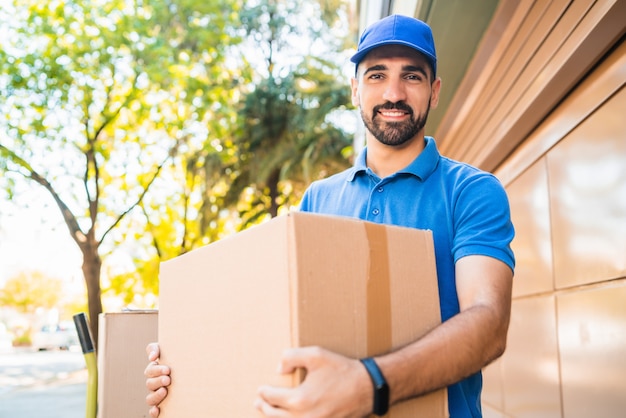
[0, 187, 83, 288]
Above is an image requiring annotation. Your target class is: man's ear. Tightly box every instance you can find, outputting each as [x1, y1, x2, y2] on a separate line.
[430, 77, 442, 109]
[350, 77, 360, 107]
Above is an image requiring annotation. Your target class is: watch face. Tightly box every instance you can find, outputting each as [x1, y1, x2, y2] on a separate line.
[360, 358, 390, 416]
[374, 382, 390, 416]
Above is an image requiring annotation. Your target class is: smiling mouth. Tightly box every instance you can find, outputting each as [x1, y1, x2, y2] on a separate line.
[378, 109, 408, 118]
[374, 102, 413, 120]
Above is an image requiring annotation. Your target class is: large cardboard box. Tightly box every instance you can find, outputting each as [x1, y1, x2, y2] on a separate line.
[158, 212, 447, 417]
[97, 310, 158, 418]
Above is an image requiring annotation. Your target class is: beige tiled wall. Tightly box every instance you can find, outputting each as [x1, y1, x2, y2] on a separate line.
[547, 87, 626, 289]
[482, 65, 626, 417]
[433, 0, 626, 415]
[557, 285, 626, 418]
[506, 159, 553, 296]
[501, 296, 561, 417]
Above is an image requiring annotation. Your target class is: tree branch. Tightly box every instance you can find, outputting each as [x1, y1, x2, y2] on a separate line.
[0, 144, 87, 247]
[98, 141, 179, 245]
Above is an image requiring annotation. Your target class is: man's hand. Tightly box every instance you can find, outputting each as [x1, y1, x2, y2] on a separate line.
[255, 346, 373, 418]
[144, 342, 171, 418]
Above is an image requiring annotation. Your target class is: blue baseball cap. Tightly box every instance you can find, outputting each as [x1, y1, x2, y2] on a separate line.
[350, 14, 437, 77]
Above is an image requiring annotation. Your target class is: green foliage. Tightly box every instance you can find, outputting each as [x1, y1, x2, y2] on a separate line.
[0, 0, 355, 316]
[0, 271, 64, 313]
[0, 0, 246, 339]
[12, 333, 32, 347]
[215, 0, 355, 226]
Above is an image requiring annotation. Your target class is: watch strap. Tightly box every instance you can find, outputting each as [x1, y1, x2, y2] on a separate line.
[360, 357, 390, 416]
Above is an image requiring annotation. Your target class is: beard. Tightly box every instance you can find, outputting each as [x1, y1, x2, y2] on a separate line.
[361, 101, 430, 147]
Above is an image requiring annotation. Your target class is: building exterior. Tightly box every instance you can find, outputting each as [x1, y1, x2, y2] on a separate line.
[355, 1, 626, 416]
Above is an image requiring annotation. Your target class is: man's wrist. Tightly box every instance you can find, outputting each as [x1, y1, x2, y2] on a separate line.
[359, 357, 390, 416]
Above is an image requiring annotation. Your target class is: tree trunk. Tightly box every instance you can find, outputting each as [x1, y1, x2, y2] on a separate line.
[81, 244, 103, 349]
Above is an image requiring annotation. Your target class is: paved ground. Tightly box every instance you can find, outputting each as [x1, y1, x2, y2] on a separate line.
[0, 348, 87, 418]
[0, 370, 87, 418]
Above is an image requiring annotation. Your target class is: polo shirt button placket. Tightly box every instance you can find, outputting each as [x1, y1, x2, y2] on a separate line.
[371, 182, 384, 218]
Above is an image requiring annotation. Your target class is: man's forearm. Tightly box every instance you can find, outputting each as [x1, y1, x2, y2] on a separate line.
[376, 300, 509, 405]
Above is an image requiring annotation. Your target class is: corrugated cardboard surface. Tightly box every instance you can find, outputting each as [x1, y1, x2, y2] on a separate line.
[158, 212, 447, 417]
[97, 310, 158, 418]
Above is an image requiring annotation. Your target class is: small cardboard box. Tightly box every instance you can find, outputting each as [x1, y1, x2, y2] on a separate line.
[158, 212, 447, 417]
[97, 310, 158, 418]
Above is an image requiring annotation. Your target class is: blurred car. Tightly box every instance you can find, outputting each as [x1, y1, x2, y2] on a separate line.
[31, 321, 80, 351]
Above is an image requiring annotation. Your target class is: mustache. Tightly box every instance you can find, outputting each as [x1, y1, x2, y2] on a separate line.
[373, 101, 414, 116]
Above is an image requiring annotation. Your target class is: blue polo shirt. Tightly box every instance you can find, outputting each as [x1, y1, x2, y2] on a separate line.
[299, 136, 515, 417]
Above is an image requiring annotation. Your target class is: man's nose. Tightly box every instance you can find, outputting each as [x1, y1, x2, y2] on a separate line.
[382, 79, 407, 103]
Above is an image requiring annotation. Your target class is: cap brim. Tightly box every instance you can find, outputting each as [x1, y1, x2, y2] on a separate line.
[350, 41, 437, 75]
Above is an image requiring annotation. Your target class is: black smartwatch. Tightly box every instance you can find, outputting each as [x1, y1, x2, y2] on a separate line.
[360, 357, 390, 416]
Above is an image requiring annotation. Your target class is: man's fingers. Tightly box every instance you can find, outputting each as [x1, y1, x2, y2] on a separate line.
[146, 342, 160, 361]
[144, 362, 171, 379]
[254, 397, 291, 418]
[278, 346, 325, 374]
[146, 374, 171, 391]
[146, 386, 168, 407]
[145, 343, 166, 417]
[256, 386, 297, 415]
[148, 405, 160, 418]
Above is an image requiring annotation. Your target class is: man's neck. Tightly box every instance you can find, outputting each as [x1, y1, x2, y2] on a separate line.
[365, 135, 426, 178]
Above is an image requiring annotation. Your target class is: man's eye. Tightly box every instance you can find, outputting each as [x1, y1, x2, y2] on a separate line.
[406, 74, 423, 81]
[369, 73, 383, 80]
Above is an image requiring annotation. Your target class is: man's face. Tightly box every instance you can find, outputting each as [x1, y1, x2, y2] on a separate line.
[351, 45, 440, 147]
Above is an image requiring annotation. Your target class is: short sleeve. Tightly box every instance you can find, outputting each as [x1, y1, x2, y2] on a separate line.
[451, 173, 515, 272]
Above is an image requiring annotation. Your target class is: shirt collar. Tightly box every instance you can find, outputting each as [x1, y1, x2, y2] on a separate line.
[347, 136, 440, 181]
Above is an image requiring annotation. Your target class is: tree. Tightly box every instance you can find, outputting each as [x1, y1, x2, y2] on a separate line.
[127, 1, 356, 319]
[0, 271, 64, 314]
[0, 0, 244, 344]
[0, 0, 356, 346]
[216, 0, 355, 225]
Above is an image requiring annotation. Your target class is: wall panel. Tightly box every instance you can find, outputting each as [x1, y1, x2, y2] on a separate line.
[495, 38, 626, 187]
[438, 0, 626, 172]
[462, 0, 575, 165]
[441, 0, 538, 159]
[474, 3, 626, 417]
[501, 296, 562, 417]
[557, 283, 626, 417]
[547, 87, 626, 288]
[507, 159, 553, 297]
[482, 357, 505, 417]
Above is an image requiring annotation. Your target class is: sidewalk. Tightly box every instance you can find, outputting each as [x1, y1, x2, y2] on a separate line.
[0, 357, 87, 418]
